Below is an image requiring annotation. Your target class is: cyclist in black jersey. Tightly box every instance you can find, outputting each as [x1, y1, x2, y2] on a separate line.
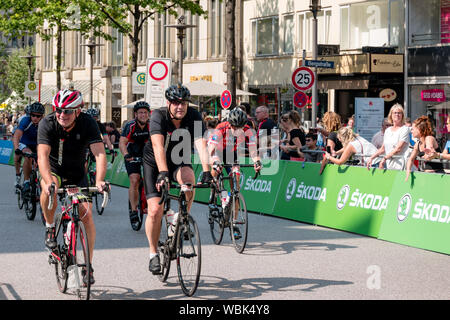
[119, 101, 150, 228]
[143, 84, 212, 274]
[37, 89, 108, 285]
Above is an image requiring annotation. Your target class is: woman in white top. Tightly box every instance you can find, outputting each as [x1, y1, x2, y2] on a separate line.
[366, 104, 411, 170]
[325, 127, 378, 166]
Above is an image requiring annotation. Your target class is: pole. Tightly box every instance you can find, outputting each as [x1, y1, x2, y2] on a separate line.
[178, 29, 184, 84]
[90, 43, 94, 109]
[311, 15, 318, 128]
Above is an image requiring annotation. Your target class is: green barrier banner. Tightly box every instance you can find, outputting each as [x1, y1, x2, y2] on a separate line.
[109, 153, 130, 188]
[379, 170, 450, 255]
[272, 161, 397, 237]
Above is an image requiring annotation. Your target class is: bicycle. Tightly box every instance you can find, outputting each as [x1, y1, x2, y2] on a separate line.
[15, 167, 24, 210]
[47, 183, 110, 300]
[208, 163, 259, 254]
[18, 152, 41, 221]
[126, 157, 146, 231]
[157, 182, 210, 296]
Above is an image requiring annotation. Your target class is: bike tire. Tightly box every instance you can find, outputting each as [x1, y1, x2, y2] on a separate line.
[176, 215, 201, 297]
[208, 192, 224, 245]
[53, 212, 68, 293]
[72, 221, 92, 300]
[25, 178, 37, 221]
[157, 216, 171, 282]
[230, 193, 248, 254]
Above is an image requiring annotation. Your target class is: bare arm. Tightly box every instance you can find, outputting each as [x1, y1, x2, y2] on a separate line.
[12, 129, 23, 150]
[119, 136, 129, 157]
[37, 144, 53, 194]
[327, 144, 355, 165]
[90, 142, 107, 184]
[151, 134, 169, 173]
[194, 137, 210, 172]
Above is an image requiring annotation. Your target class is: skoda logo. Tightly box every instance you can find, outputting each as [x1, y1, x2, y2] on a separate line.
[285, 178, 296, 202]
[336, 185, 350, 210]
[397, 194, 412, 222]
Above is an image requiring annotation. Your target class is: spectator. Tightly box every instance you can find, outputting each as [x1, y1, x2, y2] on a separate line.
[371, 118, 391, 149]
[298, 133, 321, 163]
[255, 105, 277, 158]
[405, 116, 444, 181]
[347, 115, 355, 130]
[318, 111, 343, 156]
[325, 126, 378, 166]
[239, 102, 256, 130]
[105, 121, 121, 149]
[279, 110, 305, 161]
[367, 104, 410, 170]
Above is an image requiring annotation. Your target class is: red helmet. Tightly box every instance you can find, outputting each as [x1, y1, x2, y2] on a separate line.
[52, 90, 84, 111]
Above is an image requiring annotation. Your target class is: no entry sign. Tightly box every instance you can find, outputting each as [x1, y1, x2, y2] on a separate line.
[221, 90, 232, 109]
[145, 58, 172, 109]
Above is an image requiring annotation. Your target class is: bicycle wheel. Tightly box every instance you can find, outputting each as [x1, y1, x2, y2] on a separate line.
[157, 216, 171, 282]
[53, 212, 68, 293]
[208, 192, 224, 245]
[176, 215, 201, 297]
[25, 177, 37, 221]
[71, 221, 92, 300]
[230, 193, 248, 254]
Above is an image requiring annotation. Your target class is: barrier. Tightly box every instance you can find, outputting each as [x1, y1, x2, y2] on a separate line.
[0, 140, 13, 164]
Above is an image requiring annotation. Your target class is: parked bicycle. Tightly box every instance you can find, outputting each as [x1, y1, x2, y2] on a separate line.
[157, 182, 209, 296]
[47, 183, 110, 300]
[208, 163, 259, 254]
[127, 157, 146, 231]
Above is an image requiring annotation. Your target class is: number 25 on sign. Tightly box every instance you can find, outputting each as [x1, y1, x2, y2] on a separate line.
[291, 67, 314, 91]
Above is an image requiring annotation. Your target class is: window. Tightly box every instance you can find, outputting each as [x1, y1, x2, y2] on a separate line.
[252, 16, 279, 56]
[94, 36, 103, 67]
[43, 30, 53, 70]
[283, 14, 294, 54]
[138, 20, 148, 64]
[111, 28, 123, 67]
[209, 0, 225, 58]
[73, 31, 86, 67]
[298, 9, 332, 53]
[185, 12, 199, 60]
[155, 12, 171, 58]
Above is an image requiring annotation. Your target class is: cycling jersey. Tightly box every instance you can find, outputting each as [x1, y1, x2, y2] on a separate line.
[37, 112, 102, 182]
[17, 116, 38, 147]
[121, 119, 150, 157]
[208, 121, 256, 153]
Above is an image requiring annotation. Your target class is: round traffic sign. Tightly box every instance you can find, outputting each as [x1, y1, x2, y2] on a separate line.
[293, 91, 309, 109]
[291, 67, 315, 91]
[149, 61, 169, 81]
[221, 90, 232, 109]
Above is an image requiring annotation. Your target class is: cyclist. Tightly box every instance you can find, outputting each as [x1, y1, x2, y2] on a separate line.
[37, 89, 108, 285]
[143, 83, 211, 275]
[85, 108, 115, 166]
[207, 107, 262, 238]
[12, 102, 45, 192]
[12, 105, 31, 187]
[119, 101, 151, 229]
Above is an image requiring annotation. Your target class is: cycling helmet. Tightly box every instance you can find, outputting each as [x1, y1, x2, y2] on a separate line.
[165, 84, 191, 103]
[85, 108, 99, 118]
[52, 89, 83, 110]
[133, 101, 150, 113]
[228, 107, 247, 128]
[27, 102, 45, 115]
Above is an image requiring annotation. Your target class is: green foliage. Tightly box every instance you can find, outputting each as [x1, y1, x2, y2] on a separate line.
[6, 47, 32, 100]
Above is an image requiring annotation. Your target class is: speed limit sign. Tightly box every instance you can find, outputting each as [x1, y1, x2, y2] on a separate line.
[291, 67, 315, 91]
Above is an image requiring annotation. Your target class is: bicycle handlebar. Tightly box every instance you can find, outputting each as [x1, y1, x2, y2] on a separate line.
[157, 182, 211, 205]
[47, 182, 110, 210]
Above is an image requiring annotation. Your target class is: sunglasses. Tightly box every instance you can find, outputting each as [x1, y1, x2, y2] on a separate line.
[30, 114, 42, 118]
[55, 108, 76, 115]
[305, 139, 313, 142]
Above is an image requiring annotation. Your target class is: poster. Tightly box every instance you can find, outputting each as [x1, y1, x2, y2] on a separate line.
[355, 98, 384, 142]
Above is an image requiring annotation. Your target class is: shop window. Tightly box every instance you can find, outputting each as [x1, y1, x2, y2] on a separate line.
[298, 9, 332, 54]
[409, 0, 441, 46]
[252, 16, 279, 56]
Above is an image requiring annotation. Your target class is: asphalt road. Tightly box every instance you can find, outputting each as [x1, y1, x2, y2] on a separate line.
[0, 164, 449, 301]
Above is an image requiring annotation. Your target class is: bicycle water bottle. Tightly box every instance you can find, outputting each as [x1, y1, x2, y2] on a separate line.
[220, 190, 230, 209]
[64, 221, 72, 246]
[166, 209, 179, 237]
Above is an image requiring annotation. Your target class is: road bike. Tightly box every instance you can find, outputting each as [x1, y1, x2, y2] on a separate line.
[208, 163, 258, 253]
[126, 157, 146, 231]
[47, 183, 110, 300]
[157, 182, 209, 296]
[17, 152, 41, 221]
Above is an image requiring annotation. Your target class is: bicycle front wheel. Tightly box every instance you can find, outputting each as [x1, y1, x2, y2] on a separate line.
[176, 215, 201, 297]
[53, 212, 68, 293]
[230, 193, 248, 254]
[208, 193, 224, 245]
[157, 216, 171, 282]
[71, 221, 92, 300]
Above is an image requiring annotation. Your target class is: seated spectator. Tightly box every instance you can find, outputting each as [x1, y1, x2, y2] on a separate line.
[405, 116, 445, 181]
[325, 126, 378, 166]
[298, 133, 321, 163]
[371, 118, 391, 149]
[318, 111, 343, 157]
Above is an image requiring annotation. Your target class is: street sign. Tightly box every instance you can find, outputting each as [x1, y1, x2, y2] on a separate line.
[24, 81, 39, 97]
[220, 90, 232, 109]
[304, 60, 335, 69]
[145, 58, 172, 109]
[293, 91, 309, 109]
[291, 67, 314, 91]
[132, 72, 146, 94]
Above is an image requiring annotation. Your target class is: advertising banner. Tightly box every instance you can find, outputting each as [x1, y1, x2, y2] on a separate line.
[0, 140, 13, 164]
[378, 171, 450, 254]
[109, 153, 130, 188]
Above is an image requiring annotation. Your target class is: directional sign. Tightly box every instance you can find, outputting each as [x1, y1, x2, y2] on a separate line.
[304, 60, 335, 69]
[220, 90, 232, 109]
[293, 91, 309, 109]
[291, 67, 314, 91]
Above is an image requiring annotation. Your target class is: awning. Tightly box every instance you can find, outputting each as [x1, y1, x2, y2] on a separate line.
[40, 80, 101, 104]
[317, 79, 369, 90]
[185, 80, 255, 96]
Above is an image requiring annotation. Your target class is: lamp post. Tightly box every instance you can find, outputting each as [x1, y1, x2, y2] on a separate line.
[20, 53, 39, 104]
[81, 36, 104, 109]
[165, 15, 197, 84]
[310, 0, 321, 127]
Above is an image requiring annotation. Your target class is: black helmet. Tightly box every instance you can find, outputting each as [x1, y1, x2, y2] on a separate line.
[27, 102, 45, 115]
[165, 84, 191, 103]
[133, 101, 150, 113]
[228, 107, 247, 128]
[85, 108, 99, 118]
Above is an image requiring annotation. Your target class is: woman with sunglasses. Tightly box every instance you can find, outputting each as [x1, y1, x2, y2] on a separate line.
[279, 110, 305, 161]
[12, 102, 45, 192]
[37, 89, 108, 286]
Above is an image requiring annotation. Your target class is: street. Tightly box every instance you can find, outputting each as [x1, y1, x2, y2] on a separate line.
[0, 164, 449, 301]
